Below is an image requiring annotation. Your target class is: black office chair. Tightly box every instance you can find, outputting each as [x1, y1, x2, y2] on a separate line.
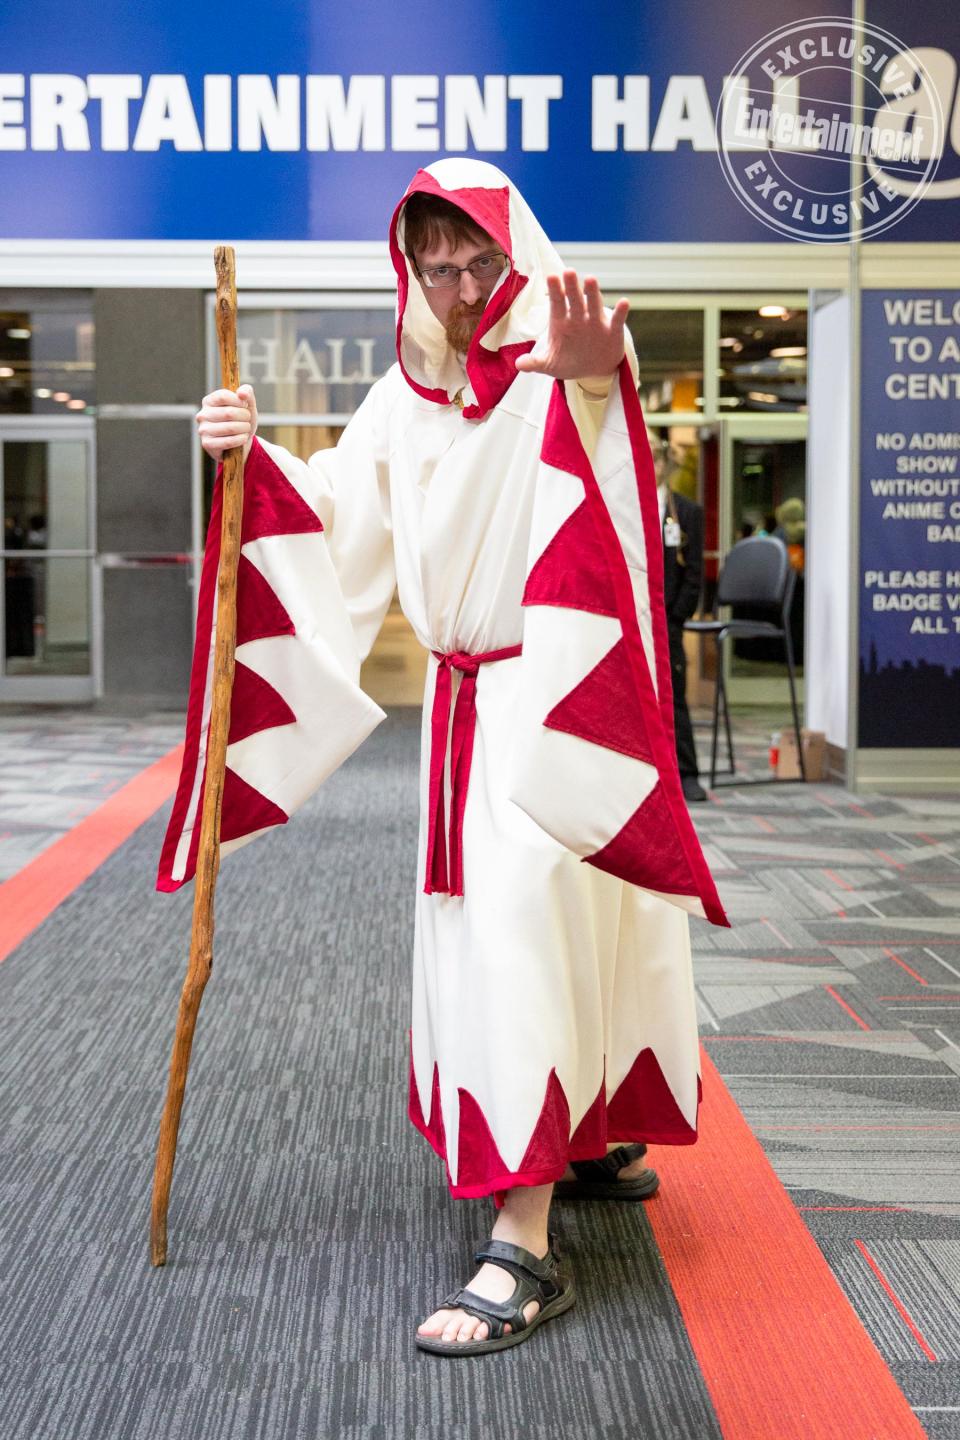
[684, 535, 805, 788]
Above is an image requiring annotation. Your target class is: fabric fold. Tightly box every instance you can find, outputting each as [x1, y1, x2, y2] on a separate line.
[157, 440, 385, 892]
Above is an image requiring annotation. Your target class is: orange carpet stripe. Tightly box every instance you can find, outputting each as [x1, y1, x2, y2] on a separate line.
[0, 746, 182, 966]
[648, 1051, 927, 1440]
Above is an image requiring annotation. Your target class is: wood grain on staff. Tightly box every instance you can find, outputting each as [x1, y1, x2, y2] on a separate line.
[150, 245, 245, 1267]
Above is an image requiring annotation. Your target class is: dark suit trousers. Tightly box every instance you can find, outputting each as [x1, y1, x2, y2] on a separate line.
[668, 622, 699, 780]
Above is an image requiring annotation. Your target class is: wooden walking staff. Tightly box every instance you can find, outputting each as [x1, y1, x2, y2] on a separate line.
[150, 245, 244, 1267]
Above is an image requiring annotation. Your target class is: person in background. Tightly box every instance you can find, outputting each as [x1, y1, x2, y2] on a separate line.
[649, 430, 706, 803]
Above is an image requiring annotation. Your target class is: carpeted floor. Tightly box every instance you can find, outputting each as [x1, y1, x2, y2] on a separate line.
[0, 710, 721, 1440]
[0, 706, 957, 1437]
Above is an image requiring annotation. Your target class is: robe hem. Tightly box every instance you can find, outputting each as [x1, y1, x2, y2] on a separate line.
[407, 1050, 701, 1202]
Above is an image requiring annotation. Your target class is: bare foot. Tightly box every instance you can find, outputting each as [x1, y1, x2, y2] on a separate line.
[417, 1220, 549, 1344]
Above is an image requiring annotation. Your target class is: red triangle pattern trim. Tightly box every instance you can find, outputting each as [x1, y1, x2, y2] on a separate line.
[409, 1047, 700, 1200]
[456, 1085, 511, 1191]
[606, 1047, 700, 1144]
[408, 1043, 447, 1159]
[227, 661, 297, 747]
[545, 637, 655, 764]
[219, 767, 289, 845]
[522, 499, 619, 618]
[241, 440, 324, 546]
[568, 1073, 608, 1159]
[235, 554, 296, 647]
[517, 1068, 571, 1174]
[156, 471, 223, 892]
[587, 782, 698, 899]
[407, 1036, 428, 1131]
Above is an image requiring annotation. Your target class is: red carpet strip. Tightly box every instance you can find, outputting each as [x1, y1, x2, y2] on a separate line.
[0, 746, 182, 965]
[647, 1050, 927, 1440]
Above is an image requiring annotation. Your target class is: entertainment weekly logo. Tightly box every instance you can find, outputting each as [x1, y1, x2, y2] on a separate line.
[716, 15, 945, 244]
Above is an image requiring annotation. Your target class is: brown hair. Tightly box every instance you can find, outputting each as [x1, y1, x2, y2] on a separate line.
[402, 192, 489, 261]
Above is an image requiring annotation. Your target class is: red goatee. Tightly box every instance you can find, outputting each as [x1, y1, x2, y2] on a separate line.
[445, 302, 486, 353]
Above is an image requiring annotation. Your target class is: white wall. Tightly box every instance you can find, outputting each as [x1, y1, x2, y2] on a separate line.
[805, 292, 851, 752]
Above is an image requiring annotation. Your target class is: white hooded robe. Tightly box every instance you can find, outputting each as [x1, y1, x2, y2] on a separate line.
[159, 159, 727, 1202]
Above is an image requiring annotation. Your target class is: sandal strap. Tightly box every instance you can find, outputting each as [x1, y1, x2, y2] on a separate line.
[440, 1285, 533, 1338]
[474, 1231, 562, 1275]
[570, 1143, 646, 1183]
[433, 1233, 567, 1341]
[472, 1234, 564, 1307]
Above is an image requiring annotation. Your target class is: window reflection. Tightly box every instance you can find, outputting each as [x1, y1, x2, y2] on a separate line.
[233, 309, 395, 417]
[730, 438, 806, 675]
[647, 423, 701, 503]
[3, 440, 89, 552]
[4, 556, 90, 676]
[719, 308, 807, 412]
[627, 310, 704, 414]
[0, 295, 95, 416]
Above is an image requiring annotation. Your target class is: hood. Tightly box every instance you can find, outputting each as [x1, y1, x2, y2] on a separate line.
[389, 159, 565, 420]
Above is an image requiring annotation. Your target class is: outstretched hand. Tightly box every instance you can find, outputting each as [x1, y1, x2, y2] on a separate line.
[515, 271, 629, 381]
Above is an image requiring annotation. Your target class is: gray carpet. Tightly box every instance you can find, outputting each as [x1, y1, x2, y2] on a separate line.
[0, 710, 721, 1440]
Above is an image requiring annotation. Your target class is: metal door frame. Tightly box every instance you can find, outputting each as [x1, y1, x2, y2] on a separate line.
[0, 415, 100, 701]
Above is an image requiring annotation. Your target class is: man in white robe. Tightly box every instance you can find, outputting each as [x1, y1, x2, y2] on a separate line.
[178, 159, 727, 1355]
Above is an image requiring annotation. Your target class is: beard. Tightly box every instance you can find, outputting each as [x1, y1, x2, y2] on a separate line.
[444, 301, 486, 353]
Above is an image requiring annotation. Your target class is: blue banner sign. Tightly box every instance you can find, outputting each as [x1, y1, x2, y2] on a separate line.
[859, 290, 960, 747]
[1, 1, 958, 243]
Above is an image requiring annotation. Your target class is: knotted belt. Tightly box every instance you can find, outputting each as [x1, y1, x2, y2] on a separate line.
[424, 643, 523, 897]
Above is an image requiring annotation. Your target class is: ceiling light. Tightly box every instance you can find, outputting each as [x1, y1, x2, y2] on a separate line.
[769, 346, 807, 358]
[747, 391, 779, 404]
[52, 391, 71, 402]
[719, 337, 739, 348]
[0, 367, 13, 379]
[6, 327, 31, 340]
[34, 387, 52, 398]
[759, 305, 789, 319]
[66, 398, 86, 409]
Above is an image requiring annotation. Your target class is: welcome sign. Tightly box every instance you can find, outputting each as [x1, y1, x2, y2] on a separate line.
[859, 290, 960, 748]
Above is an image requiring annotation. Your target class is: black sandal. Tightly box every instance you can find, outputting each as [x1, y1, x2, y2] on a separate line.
[415, 1233, 575, 1356]
[553, 1143, 660, 1201]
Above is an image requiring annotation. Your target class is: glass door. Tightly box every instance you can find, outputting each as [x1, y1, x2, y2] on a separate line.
[0, 421, 98, 700]
[719, 416, 807, 704]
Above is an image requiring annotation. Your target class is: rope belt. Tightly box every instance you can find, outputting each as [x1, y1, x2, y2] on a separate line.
[424, 643, 523, 897]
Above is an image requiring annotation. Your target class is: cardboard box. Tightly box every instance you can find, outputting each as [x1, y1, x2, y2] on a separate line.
[776, 728, 826, 781]
[802, 728, 826, 782]
[776, 732, 801, 779]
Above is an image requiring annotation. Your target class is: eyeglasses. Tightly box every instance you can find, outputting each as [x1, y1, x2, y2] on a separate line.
[417, 252, 509, 289]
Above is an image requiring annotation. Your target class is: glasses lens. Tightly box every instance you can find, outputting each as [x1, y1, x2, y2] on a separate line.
[468, 254, 507, 281]
[425, 265, 460, 288]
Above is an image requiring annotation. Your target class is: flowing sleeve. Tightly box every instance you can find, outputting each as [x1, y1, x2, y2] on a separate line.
[258, 378, 397, 663]
[508, 347, 728, 929]
[156, 380, 396, 893]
